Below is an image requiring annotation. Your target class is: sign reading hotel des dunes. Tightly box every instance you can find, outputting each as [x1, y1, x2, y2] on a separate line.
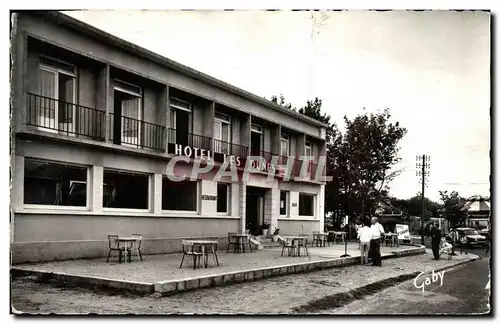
[168, 142, 326, 180]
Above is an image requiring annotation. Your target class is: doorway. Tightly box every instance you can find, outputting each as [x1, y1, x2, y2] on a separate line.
[246, 186, 266, 235]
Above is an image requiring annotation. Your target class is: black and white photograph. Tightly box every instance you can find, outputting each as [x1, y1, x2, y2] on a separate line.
[8, 4, 492, 316]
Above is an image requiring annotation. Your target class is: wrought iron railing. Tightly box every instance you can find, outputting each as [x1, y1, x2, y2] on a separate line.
[166, 128, 213, 153]
[26, 92, 105, 140]
[108, 113, 165, 151]
[213, 138, 249, 159]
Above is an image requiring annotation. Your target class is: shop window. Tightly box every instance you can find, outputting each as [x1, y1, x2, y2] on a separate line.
[299, 193, 314, 216]
[280, 190, 289, 216]
[163, 178, 198, 211]
[217, 183, 229, 213]
[23, 158, 88, 207]
[103, 170, 149, 209]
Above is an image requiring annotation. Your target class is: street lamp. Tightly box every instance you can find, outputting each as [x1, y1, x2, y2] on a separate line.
[416, 154, 431, 246]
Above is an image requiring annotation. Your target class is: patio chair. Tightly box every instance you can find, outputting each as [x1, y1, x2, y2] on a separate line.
[296, 237, 309, 256]
[384, 235, 393, 247]
[281, 237, 296, 257]
[312, 231, 322, 247]
[180, 240, 203, 270]
[227, 232, 239, 253]
[106, 235, 125, 263]
[131, 233, 144, 261]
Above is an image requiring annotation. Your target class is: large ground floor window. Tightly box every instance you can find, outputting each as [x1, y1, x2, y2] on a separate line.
[163, 178, 198, 211]
[299, 193, 315, 216]
[103, 170, 149, 209]
[24, 158, 88, 207]
[217, 183, 229, 213]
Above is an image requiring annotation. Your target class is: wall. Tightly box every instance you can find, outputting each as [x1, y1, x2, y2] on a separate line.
[16, 14, 323, 138]
[277, 219, 320, 235]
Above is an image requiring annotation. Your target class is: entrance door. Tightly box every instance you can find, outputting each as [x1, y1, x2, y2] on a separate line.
[246, 186, 266, 235]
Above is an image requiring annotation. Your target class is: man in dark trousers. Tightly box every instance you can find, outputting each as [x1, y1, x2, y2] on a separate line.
[430, 222, 442, 260]
[369, 217, 385, 266]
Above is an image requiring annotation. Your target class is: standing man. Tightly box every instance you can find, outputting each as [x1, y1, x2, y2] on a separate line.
[370, 217, 385, 266]
[430, 222, 442, 260]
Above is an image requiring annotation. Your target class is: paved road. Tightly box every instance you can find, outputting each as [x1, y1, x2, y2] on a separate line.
[331, 256, 491, 315]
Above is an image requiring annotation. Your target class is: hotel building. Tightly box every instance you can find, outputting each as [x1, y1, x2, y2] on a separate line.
[10, 11, 328, 263]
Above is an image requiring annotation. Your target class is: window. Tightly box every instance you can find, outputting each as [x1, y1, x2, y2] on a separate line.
[280, 190, 289, 216]
[299, 193, 314, 216]
[23, 158, 87, 207]
[305, 141, 312, 157]
[169, 97, 192, 146]
[280, 134, 289, 156]
[103, 170, 149, 209]
[114, 80, 142, 146]
[214, 113, 231, 154]
[251, 124, 263, 156]
[37, 57, 76, 133]
[162, 178, 198, 211]
[217, 183, 229, 213]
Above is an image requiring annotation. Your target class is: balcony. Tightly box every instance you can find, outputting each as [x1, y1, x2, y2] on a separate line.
[26, 93, 105, 141]
[108, 113, 165, 151]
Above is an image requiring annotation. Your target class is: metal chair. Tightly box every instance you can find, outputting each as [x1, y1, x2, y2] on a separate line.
[180, 240, 203, 270]
[227, 232, 239, 253]
[296, 237, 309, 256]
[131, 233, 144, 261]
[106, 235, 125, 263]
[312, 231, 322, 247]
[281, 237, 296, 257]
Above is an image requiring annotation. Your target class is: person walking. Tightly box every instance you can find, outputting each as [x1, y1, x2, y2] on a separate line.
[358, 223, 372, 265]
[369, 217, 385, 266]
[430, 222, 442, 260]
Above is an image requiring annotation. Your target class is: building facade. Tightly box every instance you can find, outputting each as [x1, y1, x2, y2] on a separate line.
[10, 12, 328, 263]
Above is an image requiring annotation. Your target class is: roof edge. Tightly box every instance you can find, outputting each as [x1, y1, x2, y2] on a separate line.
[31, 11, 329, 130]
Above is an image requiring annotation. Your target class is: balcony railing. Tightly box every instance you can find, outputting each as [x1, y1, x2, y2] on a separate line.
[26, 92, 105, 140]
[108, 113, 165, 151]
[213, 138, 249, 159]
[167, 128, 212, 153]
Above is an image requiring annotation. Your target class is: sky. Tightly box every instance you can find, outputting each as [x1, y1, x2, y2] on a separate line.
[64, 10, 491, 202]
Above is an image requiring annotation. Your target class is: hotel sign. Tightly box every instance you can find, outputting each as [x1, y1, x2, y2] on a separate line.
[170, 143, 278, 174]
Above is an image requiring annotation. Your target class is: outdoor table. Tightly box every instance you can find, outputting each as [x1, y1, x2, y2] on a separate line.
[312, 232, 329, 247]
[183, 240, 219, 268]
[283, 235, 309, 257]
[234, 234, 253, 253]
[117, 236, 141, 262]
[384, 233, 399, 247]
[331, 231, 346, 244]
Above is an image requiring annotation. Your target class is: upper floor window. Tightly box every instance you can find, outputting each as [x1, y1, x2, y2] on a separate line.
[305, 141, 312, 158]
[251, 124, 263, 156]
[280, 134, 289, 156]
[169, 97, 192, 145]
[113, 80, 142, 146]
[36, 56, 77, 133]
[214, 113, 231, 154]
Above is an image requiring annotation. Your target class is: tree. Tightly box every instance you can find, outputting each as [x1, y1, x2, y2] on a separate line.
[439, 190, 467, 229]
[270, 94, 294, 110]
[343, 108, 407, 218]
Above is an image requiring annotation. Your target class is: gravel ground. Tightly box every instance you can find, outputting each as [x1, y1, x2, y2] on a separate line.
[11, 250, 477, 315]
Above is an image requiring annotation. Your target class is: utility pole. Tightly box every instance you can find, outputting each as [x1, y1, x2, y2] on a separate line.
[416, 155, 430, 246]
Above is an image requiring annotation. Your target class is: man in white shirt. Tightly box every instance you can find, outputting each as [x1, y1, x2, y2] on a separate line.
[370, 217, 385, 266]
[357, 224, 372, 264]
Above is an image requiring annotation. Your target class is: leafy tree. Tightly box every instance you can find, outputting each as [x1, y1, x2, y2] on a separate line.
[439, 190, 467, 229]
[343, 108, 407, 218]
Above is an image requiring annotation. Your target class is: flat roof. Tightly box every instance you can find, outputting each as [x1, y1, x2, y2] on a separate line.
[25, 11, 330, 130]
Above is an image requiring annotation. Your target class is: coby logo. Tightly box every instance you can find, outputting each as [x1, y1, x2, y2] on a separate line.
[413, 270, 445, 294]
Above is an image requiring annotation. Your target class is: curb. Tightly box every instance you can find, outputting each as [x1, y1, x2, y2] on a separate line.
[292, 253, 480, 313]
[11, 245, 426, 296]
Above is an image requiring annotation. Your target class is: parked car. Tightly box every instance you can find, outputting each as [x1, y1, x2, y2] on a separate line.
[479, 228, 491, 240]
[456, 227, 487, 247]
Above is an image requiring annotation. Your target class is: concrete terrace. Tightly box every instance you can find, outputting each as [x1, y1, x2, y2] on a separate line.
[11, 243, 425, 295]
